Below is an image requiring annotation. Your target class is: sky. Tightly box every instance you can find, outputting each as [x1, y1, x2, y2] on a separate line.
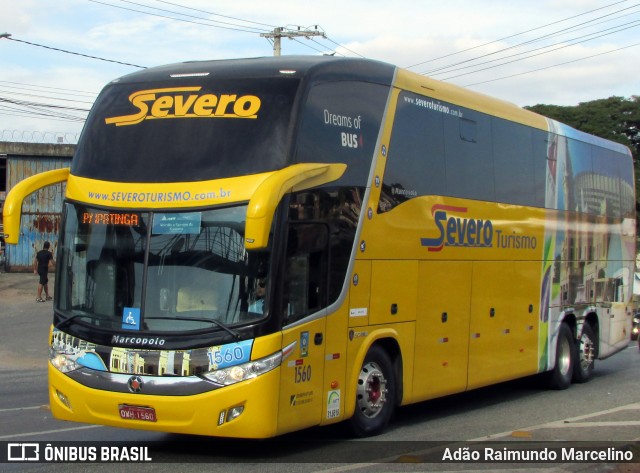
[1, 0, 639, 144]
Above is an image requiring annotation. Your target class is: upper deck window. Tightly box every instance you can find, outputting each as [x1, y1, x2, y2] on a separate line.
[294, 81, 389, 187]
[73, 78, 300, 182]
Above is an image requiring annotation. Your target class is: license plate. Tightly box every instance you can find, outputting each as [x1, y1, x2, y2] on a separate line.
[118, 405, 157, 422]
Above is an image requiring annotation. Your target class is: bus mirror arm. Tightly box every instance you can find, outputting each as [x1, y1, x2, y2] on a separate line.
[244, 163, 346, 250]
[2, 168, 70, 244]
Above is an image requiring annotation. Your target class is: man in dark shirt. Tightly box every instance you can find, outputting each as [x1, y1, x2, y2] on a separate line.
[34, 241, 54, 302]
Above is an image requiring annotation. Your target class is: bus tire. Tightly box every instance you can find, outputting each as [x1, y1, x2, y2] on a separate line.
[573, 323, 596, 383]
[349, 345, 396, 437]
[547, 323, 575, 390]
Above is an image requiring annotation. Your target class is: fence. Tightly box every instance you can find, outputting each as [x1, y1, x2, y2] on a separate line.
[0, 130, 80, 145]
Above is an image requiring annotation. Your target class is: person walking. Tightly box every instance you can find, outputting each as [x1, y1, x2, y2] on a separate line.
[34, 241, 54, 302]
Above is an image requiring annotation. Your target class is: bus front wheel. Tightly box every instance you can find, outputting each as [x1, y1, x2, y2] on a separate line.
[547, 323, 575, 390]
[349, 345, 396, 437]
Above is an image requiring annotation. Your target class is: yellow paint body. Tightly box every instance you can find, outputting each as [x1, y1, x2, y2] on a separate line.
[49, 363, 282, 438]
[4, 57, 633, 438]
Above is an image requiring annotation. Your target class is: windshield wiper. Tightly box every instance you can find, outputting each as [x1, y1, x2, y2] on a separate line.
[56, 313, 107, 330]
[145, 316, 242, 340]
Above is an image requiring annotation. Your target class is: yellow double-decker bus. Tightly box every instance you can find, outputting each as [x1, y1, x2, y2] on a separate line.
[3, 56, 635, 438]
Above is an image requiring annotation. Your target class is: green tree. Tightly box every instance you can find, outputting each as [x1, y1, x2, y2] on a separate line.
[526, 96, 640, 237]
[525, 96, 639, 160]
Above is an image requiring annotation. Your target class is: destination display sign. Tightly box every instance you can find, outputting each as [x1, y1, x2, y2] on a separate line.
[81, 212, 140, 226]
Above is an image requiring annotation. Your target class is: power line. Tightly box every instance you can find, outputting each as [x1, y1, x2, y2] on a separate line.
[293, 37, 333, 56]
[88, 0, 270, 34]
[519, 9, 640, 46]
[0, 81, 97, 98]
[0, 88, 96, 105]
[323, 37, 365, 58]
[0, 110, 85, 126]
[0, 108, 86, 123]
[150, 0, 277, 30]
[118, 0, 269, 32]
[0, 103, 87, 122]
[1, 34, 146, 68]
[280, 23, 365, 57]
[0, 81, 96, 124]
[406, 0, 633, 69]
[463, 41, 640, 88]
[419, 3, 640, 76]
[89, 1, 349, 57]
[0, 97, 90, 114]
[437, 20, 640, 80]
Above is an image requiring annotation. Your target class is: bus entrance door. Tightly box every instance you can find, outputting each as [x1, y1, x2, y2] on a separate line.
[276, 222, 330, 433]
[278, 319, 327, 433]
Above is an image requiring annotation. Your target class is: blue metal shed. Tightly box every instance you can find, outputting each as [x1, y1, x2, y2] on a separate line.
[1, 143, 74, 272]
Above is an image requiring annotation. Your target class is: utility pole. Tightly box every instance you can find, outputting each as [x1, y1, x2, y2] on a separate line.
[0, 33, 11, 39]
[261, 26, 326, 56]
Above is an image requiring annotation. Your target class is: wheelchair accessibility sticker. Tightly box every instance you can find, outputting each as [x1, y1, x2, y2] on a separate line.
[122, 307, 141, 331]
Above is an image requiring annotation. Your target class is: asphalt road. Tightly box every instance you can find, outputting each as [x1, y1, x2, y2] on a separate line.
[1, 270, 639, 472]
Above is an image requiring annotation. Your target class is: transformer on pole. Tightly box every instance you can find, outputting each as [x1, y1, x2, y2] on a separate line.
[260, 26, 326, 56]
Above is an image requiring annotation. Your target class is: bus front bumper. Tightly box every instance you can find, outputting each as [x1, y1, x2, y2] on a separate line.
[48, 363, 281, 438]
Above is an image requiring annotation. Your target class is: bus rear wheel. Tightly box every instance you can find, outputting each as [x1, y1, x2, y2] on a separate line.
[547, 323, 575, 390]
[349, 345, 395, 437]
[573, 323, 596, 383]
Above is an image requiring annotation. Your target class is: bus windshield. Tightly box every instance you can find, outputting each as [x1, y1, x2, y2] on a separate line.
[56, 203, 269, 334]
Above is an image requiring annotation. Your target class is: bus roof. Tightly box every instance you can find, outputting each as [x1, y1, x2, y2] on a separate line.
[108, 56, 397, 86]
[107, 55, 630, 156]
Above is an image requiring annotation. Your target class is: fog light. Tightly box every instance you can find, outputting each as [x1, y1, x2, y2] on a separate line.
[226, 406, 244, 422]
[56, 389, 72, 410]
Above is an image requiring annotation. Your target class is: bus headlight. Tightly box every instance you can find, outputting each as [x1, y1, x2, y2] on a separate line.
[50, 350, 81, 373]
[202, 341, 296, 386]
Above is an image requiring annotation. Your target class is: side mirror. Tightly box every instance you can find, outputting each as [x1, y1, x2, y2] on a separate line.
[244, 163, 346, 250]
[3, 168, 70, 244]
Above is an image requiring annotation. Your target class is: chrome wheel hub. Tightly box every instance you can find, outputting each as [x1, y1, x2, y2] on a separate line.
[356, 361, 388, 419]
[578, 332, 595, 370]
